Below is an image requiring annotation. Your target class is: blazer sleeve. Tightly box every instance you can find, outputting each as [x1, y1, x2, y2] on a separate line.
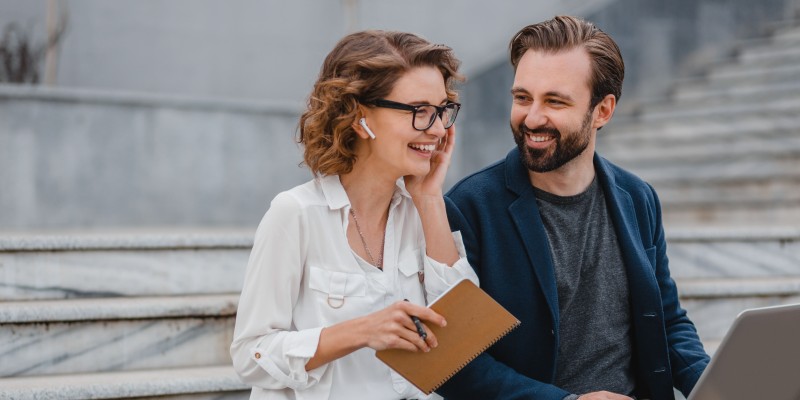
[647, 184, 710, 397]
[436, 197, 570, 400]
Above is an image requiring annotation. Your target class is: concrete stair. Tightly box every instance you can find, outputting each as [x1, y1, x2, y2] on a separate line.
[665, 228, 800, 354]
[0, 366, 246, 400]
[599, 21, 800, 226]
[1, 228, 797, 398]
[0, 231, 253, 399]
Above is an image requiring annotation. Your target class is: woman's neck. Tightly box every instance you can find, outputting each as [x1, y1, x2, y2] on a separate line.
[339, 164, 396, 223]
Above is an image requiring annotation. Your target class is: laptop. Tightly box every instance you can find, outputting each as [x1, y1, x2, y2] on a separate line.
[688, 303, 800, 400]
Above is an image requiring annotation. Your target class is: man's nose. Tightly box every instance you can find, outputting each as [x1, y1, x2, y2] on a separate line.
[524, 104, 547, 128]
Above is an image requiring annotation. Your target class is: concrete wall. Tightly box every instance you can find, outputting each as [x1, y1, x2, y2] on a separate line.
[0, 85, 304, 229]
[0, 0, 611, 229]
[2, 0, 799, 229]
[0, 0, 584, 103]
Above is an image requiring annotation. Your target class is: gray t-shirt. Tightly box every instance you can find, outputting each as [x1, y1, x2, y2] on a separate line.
[533, 178, 635, 397]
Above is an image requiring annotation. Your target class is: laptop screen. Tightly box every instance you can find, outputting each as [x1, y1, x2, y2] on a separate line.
[688, 303, 800, 400]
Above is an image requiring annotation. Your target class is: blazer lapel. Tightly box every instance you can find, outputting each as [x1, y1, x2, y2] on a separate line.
[594, 155, 660, 313]
[505, 149, 560, 326]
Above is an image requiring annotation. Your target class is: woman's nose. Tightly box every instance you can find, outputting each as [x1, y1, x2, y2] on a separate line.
[425, 114, 447, 137]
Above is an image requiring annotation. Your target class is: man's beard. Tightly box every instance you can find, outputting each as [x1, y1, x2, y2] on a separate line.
[512, 109, 593, 173]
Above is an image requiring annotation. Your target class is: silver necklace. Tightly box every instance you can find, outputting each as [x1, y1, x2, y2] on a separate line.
[349, 208, 386, 269]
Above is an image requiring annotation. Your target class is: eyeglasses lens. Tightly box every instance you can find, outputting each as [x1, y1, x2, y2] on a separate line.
[412, 104, 459, 130]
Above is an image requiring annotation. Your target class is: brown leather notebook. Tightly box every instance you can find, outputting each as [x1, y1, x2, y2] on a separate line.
[375, 279, 520, 394]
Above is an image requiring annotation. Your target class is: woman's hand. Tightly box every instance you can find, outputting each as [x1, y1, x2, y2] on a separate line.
[360, 300, 446, 353]
[404, 124, 456, 199]
[403, 124, 461, 266]
[306, 301, 446, 371]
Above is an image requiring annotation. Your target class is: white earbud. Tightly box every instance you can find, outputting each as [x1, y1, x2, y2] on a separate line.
[359, 118, 376, 140]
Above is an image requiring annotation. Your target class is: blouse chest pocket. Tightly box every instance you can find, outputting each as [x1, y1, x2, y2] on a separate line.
[397, 248, 426, 304]
[308, 266, 367, 309]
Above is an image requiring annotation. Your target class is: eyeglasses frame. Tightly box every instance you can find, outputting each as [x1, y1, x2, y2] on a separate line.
[364, 99, 461, 131]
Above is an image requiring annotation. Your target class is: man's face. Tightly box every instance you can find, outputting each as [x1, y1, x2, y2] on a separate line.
[510, 47, 598, 173]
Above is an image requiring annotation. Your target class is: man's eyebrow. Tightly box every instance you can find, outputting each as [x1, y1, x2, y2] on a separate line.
[544, 91, 575, 102]
[510, 88, 575, 103]
[510, 87, 529, 94]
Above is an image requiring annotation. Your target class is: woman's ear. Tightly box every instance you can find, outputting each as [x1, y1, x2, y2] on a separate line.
[352, 106, 376, 140]
[352, 116, 372, 140]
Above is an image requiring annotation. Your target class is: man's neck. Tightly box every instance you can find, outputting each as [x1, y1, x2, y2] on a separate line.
[527, 151, 596, 196]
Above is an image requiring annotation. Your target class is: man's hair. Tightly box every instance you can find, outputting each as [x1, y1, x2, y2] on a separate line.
[298, 30, 462, 176]
[509, 15, 624, 108]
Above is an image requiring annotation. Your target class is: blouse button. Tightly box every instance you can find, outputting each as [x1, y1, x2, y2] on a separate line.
[254, 352, 262, 359]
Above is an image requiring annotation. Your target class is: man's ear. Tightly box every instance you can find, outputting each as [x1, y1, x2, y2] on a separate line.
[592, 94, 616, 130]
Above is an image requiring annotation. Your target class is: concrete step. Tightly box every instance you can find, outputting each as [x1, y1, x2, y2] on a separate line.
[673, 267, 800, 352]
[0, 228, 792, 399]
[670, 79, 800, 102]
[667, 228, 800, 346]
[600, 122, 794, 146]
[660, 204, 800, 227]
[0, 230, 252, 300]
[598, 109, 800, 136]
[616, 168, 800, 223]
[661, 23, 800, 107]
[683, 294, 800, 347]
[677, 277, 800, 298]
[637, 90, 800, 122]
[0, 365, 249, 400]
[706, 60, 800, 83]
[665, 227, 800, 279]
[734, 35, 800, 65]
[0, 294, 238, 377]
[766, 21, 800, 43]
[603, 109, 800, 140]
[650, 178, 800, 208]
[600, 132, 800, 165]
[613, 153, 800, 185]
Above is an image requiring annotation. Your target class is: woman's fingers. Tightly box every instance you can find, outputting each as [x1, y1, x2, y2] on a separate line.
[399, 302, 443, 348]
[443, 124, 456, 154]
[405, 302, 447, 328]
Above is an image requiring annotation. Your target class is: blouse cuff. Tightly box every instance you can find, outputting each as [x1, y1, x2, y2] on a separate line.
[423, 231, 480, 301]
[250, 327, 327, 390]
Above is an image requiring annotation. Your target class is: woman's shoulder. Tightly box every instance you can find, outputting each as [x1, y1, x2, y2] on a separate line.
[271, 178, 327, 209]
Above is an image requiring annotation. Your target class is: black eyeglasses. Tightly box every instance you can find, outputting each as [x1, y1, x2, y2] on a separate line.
[365, 99, 461, 131]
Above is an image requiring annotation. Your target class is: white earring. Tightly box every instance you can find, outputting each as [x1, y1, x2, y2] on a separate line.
[359, 118, 376, 140]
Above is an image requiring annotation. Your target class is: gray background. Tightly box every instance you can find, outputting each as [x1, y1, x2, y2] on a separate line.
[1, 0, 798, 230]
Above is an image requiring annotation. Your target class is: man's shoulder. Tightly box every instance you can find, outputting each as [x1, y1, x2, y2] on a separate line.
[596, 155, 655, 195]
[595, 154, 662, 217]
[447, 158, 508, 202]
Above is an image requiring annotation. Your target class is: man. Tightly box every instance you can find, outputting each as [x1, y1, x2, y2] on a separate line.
[438, 16, 709, 400]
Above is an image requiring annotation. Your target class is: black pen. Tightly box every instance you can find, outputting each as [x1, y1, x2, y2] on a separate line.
[404, 299, 427, 340]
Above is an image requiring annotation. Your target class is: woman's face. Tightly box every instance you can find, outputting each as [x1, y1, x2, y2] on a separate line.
[358, 66, 449, 178]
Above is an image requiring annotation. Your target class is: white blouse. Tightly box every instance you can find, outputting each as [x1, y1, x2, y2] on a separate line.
[231, 175, 479, 400]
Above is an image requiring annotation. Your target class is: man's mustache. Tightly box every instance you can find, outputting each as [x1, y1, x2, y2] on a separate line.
[519, 124, 560, 138]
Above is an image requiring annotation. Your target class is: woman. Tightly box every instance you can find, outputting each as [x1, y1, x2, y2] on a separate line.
[230, 30, 478, 400]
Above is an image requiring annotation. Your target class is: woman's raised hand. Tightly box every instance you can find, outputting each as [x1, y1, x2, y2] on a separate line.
[404, 124, 456, 199]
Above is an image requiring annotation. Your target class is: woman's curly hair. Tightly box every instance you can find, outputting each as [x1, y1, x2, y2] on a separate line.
[298, 30, 463, 176]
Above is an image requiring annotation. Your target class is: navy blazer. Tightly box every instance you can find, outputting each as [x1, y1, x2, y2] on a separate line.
[438, 148, 709, 400]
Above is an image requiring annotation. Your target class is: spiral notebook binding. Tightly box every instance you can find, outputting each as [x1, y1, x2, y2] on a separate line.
[428, 320, 521, 392]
